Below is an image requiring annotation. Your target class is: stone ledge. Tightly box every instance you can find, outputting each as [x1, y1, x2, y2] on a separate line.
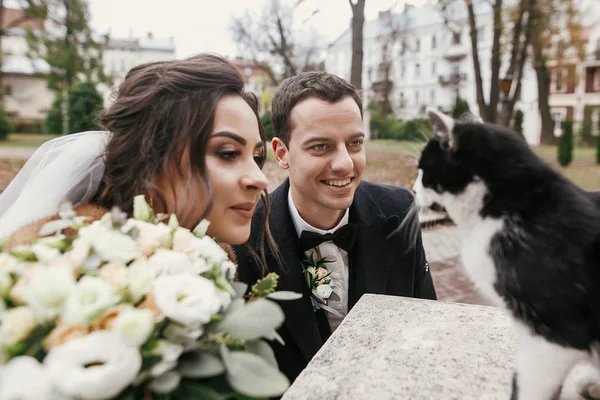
[282, 294, 517, 400]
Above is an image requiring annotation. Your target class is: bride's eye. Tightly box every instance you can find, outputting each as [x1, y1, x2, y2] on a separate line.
[218, 150, 241, 160]
[254, 154, 266, 168]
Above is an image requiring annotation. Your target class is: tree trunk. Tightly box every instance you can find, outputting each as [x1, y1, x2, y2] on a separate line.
[465, 0, 488, 121]
[0, 0, 5, 101]
[349, 0, 365, 94]
[530, 0, 554, 145]
[488, 0, 503, 123]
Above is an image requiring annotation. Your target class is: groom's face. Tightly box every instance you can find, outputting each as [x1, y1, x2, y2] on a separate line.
[273, 96, 365, 229]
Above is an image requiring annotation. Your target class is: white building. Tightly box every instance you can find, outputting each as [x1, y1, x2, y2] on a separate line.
[1, 8, 176, 129]
[324, 0, 549, 145]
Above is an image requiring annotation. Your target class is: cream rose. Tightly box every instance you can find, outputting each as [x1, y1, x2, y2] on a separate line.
[313, 284, 333, 301]
[148, 249, 197, 276]
[79, 222, 139, 263]
[99, 262, 128, 289]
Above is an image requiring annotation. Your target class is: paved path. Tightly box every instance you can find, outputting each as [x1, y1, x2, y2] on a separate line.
[421, 225, 489, 305]
[0, 147, 35, 159]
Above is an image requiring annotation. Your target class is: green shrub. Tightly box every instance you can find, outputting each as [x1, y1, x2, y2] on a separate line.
[260, 111, 274, 141]
[512, 109, 525, 140]
[0, 102, 14, 141]
[68, 82, 103, 133]
[45, 82, 104, 135]
[452, 96, 470, 119]
[557, 120, 574, 167]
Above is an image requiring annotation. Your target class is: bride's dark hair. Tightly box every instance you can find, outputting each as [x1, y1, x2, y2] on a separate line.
[95, 53, 277, 270]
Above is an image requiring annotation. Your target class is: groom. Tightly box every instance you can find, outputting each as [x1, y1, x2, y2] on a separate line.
[234, 71, 436, 383]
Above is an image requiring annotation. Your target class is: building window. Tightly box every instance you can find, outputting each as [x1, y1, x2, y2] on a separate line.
[121, 59, 126, 72]
[552, 68, 568, 93]
[400, 40, 407, 55]
[415, 91, 420, 105]
[594, 68, 600, 92]
[415, 38, 420, 52]
[4, 85, 12, 96]
[400, 92, 405, 107]
[431, 62, 436, 76]
[401, 63, 405, 78]
[430, 89, 435, 105]
[415, 63, 420, 77]
[431, 35, 436, 49]
[452, 31, 461, 45]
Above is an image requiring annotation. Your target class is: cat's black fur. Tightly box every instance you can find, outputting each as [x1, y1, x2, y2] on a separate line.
[414, 109, 600, 399]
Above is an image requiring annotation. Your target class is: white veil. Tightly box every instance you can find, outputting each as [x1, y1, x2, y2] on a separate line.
[0, 131, 110, 239]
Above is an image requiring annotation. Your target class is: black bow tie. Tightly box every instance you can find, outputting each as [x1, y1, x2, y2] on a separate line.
[299, 223, 358, 252]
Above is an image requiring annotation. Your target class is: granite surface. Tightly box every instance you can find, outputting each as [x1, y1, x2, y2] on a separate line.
[282, 294, 518, 400]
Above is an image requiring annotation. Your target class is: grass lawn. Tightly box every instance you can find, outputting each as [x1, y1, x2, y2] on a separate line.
[0, 133, 61, 148]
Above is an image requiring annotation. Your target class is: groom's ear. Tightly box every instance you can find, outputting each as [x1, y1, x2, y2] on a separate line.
[272, 137, 289, 170]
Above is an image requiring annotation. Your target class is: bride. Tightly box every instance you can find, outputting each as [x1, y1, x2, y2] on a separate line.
[0, 53, 276, 260]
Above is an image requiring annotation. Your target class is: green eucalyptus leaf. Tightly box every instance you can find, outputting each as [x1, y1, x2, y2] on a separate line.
[178, 351, 225, 378]
[220, 345, 289, 398]
[231, 282, 248, 298]
[245, 340, 278, 368]
[150, 370, 181, 394]
[266, 291, 302, 301]
[217, 299, 284, 341]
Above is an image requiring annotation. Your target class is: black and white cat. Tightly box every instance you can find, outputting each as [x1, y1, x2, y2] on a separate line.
[413, 108, 600, 400]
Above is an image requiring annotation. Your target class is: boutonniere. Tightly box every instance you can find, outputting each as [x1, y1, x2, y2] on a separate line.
[302, 251, 342, 316]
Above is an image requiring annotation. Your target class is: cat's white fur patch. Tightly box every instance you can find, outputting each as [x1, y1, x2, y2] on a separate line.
[414, 172, 504, 305]
[514, 322, 589, 400]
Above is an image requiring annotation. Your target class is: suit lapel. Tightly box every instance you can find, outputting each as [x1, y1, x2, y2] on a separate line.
[267, 180, 323, 362]
[348, 183, 400, 310]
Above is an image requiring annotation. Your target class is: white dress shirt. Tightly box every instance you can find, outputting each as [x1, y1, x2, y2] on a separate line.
[288, 189, 349, 332]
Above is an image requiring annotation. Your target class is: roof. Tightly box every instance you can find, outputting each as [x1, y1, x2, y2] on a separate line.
[108, 35, 176, 53]
[1, 7, 43, 30]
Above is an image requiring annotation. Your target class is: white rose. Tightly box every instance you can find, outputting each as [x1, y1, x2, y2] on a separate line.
[148, 249, 197, 276]
[0, 268, 13, 298]
[153, 274, 222, 328]
[44, 331, 142, 400]
[69, 237, 92, 267]
[99, 262, 128, 289]
[125, 220, 171, 256]
[62, 276, 121, 326]
[126, 258, 155, 304]
[0, 306, 38, 345]
[197, 237, 228, 265]
[313, 284, 333, 301]
[0, 253, 19, 273]
[0, 356, 52, 400]
[79, 222, 140, 264]
[112, 308, 154, 347]
[31, 242, 61, 262]
[24, 266, 76, 321]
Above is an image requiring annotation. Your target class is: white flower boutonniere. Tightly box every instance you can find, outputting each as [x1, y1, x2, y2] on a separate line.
[302, 252, 341, 316]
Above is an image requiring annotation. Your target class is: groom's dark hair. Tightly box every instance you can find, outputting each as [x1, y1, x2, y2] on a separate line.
[271, 71, 362, 146]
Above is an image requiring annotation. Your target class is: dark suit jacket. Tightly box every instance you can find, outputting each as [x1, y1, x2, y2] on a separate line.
[234, 179, 437, 384]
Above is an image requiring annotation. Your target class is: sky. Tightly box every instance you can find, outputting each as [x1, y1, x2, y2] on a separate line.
[86, 0, 427, 59]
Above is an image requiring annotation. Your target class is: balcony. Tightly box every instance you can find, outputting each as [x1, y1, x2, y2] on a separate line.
[371, 79, 394, 93]
[439, 73, 467, 86]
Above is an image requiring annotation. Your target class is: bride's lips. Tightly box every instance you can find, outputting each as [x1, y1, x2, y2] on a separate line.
[230, 202, 256, 219]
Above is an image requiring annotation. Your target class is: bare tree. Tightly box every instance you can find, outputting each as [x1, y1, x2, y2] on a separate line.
[439, 0, 532, 126]
[349, 0, 365, 93]
[230, 0, 322, 85]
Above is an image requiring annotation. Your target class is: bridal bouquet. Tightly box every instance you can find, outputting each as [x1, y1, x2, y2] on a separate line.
[0, 196, 299, 400]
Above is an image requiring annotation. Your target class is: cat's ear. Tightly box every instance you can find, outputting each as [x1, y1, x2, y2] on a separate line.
[427, 107, 456, 150]
[457, 112, 483, 124]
